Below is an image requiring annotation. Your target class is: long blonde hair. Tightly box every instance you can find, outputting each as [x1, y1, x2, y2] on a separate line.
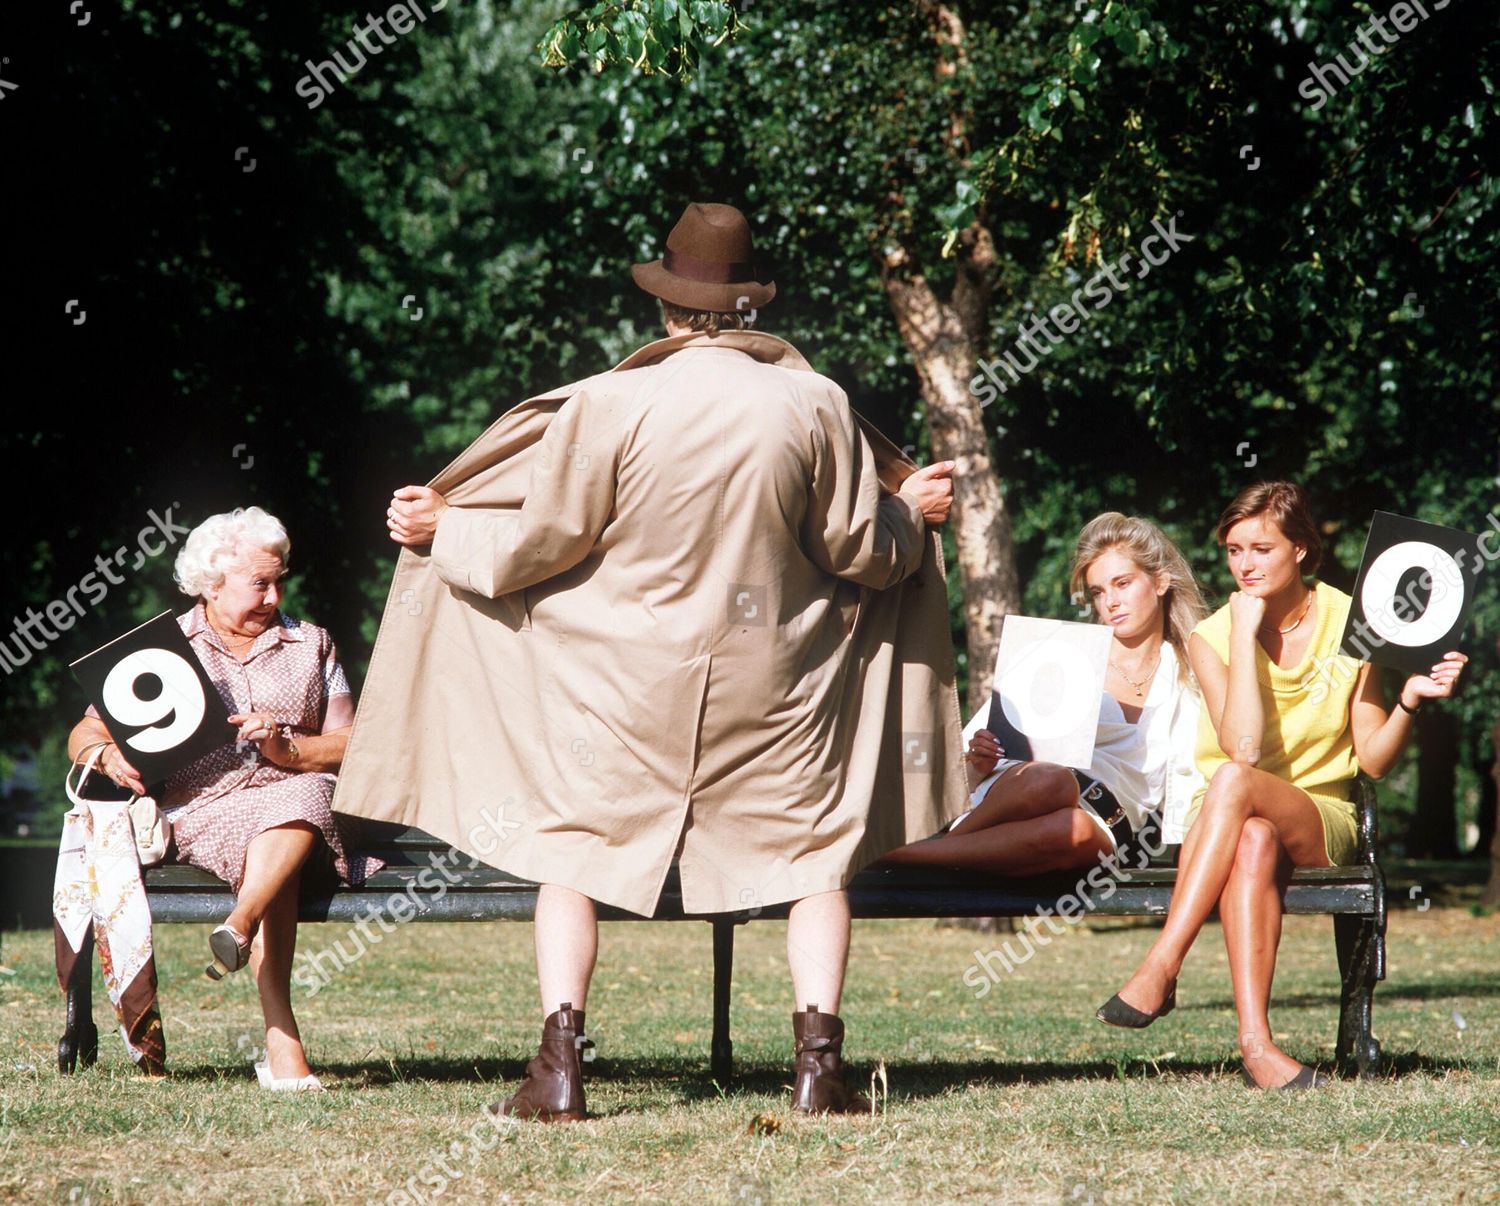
[1068, 512, 1207, 689]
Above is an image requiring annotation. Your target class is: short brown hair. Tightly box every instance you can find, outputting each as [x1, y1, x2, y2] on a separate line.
[660, 299, 756, 335]
[1215, 481, 1322, 573]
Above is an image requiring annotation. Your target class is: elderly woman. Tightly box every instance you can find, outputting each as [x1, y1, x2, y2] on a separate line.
[67, 505, 378, 1091]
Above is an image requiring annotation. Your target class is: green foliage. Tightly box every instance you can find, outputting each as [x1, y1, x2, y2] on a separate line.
[540, 0, 744, 79]
[13, 1, 1498, 855]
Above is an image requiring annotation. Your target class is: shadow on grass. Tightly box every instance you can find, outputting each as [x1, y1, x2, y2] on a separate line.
[1367, 978, 1500, 1002]
[132, 1051, 1488, 1095]
[1170, 978, 1500, 1011]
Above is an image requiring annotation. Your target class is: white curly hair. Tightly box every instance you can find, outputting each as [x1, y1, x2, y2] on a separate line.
[173, 506, 291, 598]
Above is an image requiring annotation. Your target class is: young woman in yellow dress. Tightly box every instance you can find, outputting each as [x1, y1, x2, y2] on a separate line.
[1097, 481, 1468, 1088]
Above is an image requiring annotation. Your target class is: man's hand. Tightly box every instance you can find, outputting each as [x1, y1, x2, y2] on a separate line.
[900, 461, 955, 525]
[388, 485, 449, 546]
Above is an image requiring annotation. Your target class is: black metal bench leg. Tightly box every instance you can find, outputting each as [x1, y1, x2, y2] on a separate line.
[1334, 913, 1382, 1077]
[710, 919, 735, 1084]
[58, 928, 99, 1075]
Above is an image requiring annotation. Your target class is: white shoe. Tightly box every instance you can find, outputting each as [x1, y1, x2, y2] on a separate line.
[254, 1057, 324, 1092]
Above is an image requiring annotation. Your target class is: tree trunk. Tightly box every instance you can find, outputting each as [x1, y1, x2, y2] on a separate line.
[871, 0, 1024, 716]
[880, 229, 1023, 714]
[1410, 709, 1459, 859]
[1485, 717, 1500, 907]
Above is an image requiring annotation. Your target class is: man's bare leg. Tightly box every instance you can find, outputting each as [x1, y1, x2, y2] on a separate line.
[534, 883, 597, 1015]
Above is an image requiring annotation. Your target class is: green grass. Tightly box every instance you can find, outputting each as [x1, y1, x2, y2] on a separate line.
[2, 909, 1497, 1204]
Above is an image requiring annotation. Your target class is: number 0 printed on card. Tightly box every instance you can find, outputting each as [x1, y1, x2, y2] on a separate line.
[985, 616, 1112, 768]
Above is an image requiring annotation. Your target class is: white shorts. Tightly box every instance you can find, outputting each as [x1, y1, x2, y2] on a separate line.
[944, 757, 1025, 834]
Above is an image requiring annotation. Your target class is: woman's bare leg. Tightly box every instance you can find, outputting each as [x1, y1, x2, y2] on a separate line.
[877, 763, 1108, 874]
[879, 807, 1112, 874]
[226, 822, 318, 939]
[1219, 816, 1305, 1086]
[1110, 763, 1330, 1013]
[251, 867, 311, 1079]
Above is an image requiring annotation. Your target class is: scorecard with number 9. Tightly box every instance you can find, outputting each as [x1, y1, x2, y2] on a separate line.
[71, 611, 235, 788]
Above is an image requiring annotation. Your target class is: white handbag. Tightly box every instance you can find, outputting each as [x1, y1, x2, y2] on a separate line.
[67, 742, 172, 868]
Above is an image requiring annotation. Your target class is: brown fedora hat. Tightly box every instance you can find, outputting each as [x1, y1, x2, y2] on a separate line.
[632, 202, 776, 313]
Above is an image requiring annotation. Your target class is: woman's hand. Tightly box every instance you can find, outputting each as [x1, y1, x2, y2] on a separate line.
[388, 485, 449, 546]
[966, 728, 1005, 776]
[229, 712, 295, 766]
[1227, 590, 1266, 637]
[97, 743, 147, 796]
[1399, 651, 1469, 711]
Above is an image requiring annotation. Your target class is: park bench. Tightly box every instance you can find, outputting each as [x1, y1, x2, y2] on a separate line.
[58, 781, 1386, 1081]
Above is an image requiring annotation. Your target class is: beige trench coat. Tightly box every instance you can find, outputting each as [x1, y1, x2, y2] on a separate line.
[334, 330, 965, 916]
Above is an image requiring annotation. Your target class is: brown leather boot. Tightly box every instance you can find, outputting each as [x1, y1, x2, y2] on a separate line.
[790, 1004, 870, 1114]
[488, 1002, 592, 1122]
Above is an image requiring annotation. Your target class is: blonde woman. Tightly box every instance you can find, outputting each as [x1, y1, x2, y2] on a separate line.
[880, 513, 1206, 874]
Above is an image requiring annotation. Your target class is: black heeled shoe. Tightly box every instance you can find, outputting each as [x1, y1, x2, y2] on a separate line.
[1095, 982, 1177, 1029]
[1240, 1062, 1330, 1090]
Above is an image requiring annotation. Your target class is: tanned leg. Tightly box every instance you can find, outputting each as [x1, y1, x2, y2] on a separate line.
[1219, 816, 1304, 1086]
[877, 763, 1110, 874]
[1109, 763, 1330, 1013]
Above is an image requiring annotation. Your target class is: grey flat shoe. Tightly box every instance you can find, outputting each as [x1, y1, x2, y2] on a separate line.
[1095, 983, 1176, 1029]
[1240, 1062, 1330, 1090]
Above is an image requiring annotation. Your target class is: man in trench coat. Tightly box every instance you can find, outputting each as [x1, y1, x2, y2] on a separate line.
[354, 202, 961, 1118]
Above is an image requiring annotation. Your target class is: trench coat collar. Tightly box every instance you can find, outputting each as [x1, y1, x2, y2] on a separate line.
[615, 329, 815, 372]
[609, 331, 919, 491]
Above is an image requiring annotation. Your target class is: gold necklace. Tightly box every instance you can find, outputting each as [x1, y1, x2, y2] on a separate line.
[207, 618, 257, 650]
[1109, 652, 1160, 697]
[1273, 590, 1314, 636]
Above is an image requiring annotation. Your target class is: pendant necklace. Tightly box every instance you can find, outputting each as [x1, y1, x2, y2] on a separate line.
[1110, 653, 1160, 698]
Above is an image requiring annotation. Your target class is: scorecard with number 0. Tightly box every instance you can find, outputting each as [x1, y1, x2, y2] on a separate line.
[985, 615, 1113, 768]
[1339, 511, 1481, 675]
[70, 611, 234, 788]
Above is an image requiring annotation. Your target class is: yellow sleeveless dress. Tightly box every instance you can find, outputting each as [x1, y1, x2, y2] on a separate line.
[1185, 581, 1362, 865]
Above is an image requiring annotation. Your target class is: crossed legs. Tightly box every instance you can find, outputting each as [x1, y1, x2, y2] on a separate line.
[1108, 762, 1331, 1085]
[876, 762, 1112, 874]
